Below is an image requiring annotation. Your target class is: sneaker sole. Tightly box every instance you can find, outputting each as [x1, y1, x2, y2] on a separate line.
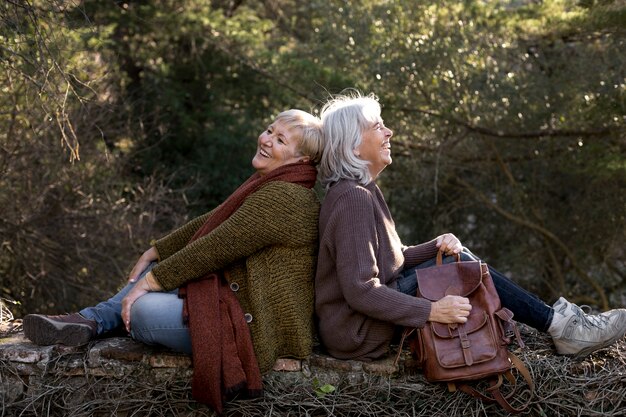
[23, 315, 93, 347]
[564, 328, 626, 359]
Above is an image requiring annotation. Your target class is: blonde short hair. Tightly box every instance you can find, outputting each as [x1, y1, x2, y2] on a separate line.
[274, 109, 324, 164]
[318, 92, 381, 188]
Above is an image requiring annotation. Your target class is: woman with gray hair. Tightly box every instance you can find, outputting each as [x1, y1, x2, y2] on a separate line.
[314, 91, 626, 362]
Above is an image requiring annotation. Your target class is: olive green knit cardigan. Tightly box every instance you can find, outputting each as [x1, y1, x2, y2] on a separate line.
[150, 181, 320, 373]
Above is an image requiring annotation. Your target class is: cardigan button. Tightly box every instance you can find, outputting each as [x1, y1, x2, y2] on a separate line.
[230, 282, 240, 292]
[244, 313, 253, 323]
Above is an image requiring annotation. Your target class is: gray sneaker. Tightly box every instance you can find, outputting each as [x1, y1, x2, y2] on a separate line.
[23, 313, 97, 347]
[551, 297, 626, 358]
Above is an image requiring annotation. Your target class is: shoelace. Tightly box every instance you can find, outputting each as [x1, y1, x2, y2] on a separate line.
[568, 304, 609, 329]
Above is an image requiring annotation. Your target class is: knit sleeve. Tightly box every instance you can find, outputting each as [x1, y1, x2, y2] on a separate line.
[152, 211, 213, 261]
[328, 187, 431, 329]
[151, 182, 316, 291]
[402, 238, 439, 269]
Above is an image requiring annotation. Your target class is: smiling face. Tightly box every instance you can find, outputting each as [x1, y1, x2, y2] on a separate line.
[353, 116, 393, 180]
[251, 120, 306, 175]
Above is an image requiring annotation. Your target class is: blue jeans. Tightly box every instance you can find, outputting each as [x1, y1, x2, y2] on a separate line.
[80, 262, 192, 354]
[396, 249, 554, 332]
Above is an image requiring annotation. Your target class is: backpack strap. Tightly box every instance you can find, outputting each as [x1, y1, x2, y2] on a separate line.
[393, 327, 415, 367]
[454, 352, 534, 414]
[508, 352, 534, 393]
[496, 308, 525, 348]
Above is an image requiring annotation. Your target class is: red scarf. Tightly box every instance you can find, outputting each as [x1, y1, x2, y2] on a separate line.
[179, 162, 317, 413]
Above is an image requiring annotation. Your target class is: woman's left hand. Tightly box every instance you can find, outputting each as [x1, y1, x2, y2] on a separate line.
[128, 247, 159, 283]
[121, 272, 163, 332]
[436, 233, 463, 255]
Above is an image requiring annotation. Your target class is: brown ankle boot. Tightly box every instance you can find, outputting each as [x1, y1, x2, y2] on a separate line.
[23, 313, 97, 347]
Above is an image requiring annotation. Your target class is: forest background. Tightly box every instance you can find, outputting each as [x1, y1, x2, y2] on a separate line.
[1, 0, 624, 318]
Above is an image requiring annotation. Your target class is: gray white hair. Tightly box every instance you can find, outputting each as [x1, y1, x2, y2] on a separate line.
[318, 92, 381, 189]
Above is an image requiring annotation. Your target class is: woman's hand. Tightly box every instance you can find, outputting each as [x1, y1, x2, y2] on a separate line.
[121, 271, 163, 332]
[435, 233, 463, 256]
[428, 295, 472, 324]
[128, 247, 159, 283]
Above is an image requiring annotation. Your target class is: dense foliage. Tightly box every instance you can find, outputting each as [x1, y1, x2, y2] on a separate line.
[1, 0, 624, 316]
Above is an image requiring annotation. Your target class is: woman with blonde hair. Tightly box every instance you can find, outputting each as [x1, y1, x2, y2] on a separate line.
[24, 108, 324, 413]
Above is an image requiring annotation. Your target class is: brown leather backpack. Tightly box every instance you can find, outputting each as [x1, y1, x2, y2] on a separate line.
[399, 251, 534, 414]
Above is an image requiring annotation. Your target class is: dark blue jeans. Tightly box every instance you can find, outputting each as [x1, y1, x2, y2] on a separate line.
[396, 249, 553, 333]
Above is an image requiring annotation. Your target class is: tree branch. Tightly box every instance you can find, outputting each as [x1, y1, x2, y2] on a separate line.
[454, 176, 609, 309]
[390, 106, 618, 139]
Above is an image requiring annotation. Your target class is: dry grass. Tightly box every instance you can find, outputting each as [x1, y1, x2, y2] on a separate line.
[1, 305, 625, 417]
[252, 327, 626, 417]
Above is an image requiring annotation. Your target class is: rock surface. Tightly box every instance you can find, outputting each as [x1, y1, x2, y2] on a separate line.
[0, 331, 414, 416]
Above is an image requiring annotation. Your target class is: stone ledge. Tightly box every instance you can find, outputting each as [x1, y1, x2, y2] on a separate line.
[3, 328, 626, 416]
[0, 332, 409, 376]
[0, 331, 412, 406]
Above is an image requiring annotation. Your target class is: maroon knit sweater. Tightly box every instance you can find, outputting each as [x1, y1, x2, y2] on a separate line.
[315, 179, 439, 360]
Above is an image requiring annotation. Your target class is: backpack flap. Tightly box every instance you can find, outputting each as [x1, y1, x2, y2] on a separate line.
[416, 261, 483, 301]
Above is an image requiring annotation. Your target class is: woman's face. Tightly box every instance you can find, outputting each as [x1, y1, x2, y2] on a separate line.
[353, 116, 393, 179]
[252, 120, 305, 175]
